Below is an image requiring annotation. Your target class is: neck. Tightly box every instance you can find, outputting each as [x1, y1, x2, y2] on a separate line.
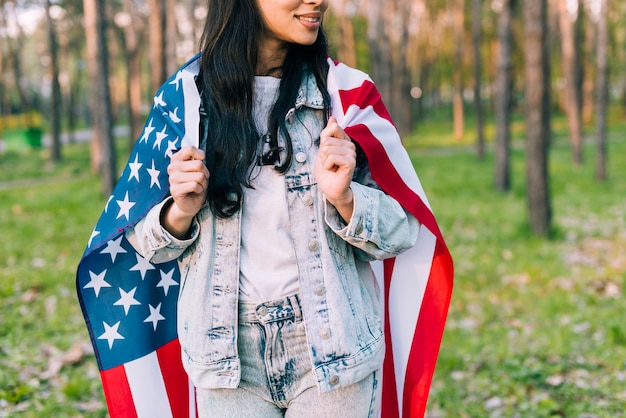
[256, 38, 287, 77]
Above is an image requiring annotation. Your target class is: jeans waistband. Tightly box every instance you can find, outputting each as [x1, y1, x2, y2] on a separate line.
[238, 293, 303, 324]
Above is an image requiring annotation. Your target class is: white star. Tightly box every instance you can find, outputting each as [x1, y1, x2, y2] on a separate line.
[157, 268, 178, 296]
[153, 91, 167, 108]
[116, 191, 136, 220]
[165, 139, 178, 159]
[100, 236, 127, 263]
[128, 154, 143, 182]
[169, 70, 184, 91]
[147, 160, 161, 189]
[88, 230, 100, 248]
[144, 303, 165, 331]
[153, 125, 168, 150]
[84, 269, 111, 297]
[167, 107, 181, 124]
[129, 252, 155, 280]
[114, 287, 141, 315]
[98, 321, 124, 349]
[104, 195, 114, 213]
[140, 118, 156, 143]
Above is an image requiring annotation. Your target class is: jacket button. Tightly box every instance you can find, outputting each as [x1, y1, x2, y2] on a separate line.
[330, 375, 340, 386]
[295, 152, 307, 163]
[308, 240, 319, 251]
[320, 329, 331, 339]
[257, 306, 268, 316]
[302, 194, 314, 206]
[314, 285, 324, 296]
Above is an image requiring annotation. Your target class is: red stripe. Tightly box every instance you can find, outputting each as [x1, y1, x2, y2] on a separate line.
[343, 123, 446, 248]
[101, 365, 138, 418]
[337, 78, 453, 416]
[381, 258, 400, 418]
[338, 81, 395, 127]
[156, 339, 192, 417]
[404, 242, 454, 417]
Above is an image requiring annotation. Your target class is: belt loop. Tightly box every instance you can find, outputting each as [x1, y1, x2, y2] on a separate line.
[290, 294, 303, 322]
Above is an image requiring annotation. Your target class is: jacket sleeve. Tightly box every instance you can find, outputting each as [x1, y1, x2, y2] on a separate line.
[324, 166, 419, 261]
[125, 196, 200, 264]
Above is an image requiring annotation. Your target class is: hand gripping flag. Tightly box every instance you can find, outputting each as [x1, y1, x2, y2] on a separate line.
[76, 54, 453, 418]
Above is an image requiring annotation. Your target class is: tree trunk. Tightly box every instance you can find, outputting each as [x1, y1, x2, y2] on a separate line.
[46, 0, 62, 161]
[83, 0, 102, 172]
[123, 0, 144, 145]
[5, 4, 31, 114]
[0, 1, 8, 115]
[523, 0, 552, 236]
[557, 0, 583, 164]
[582, 9, 596, 125]
[494, 0, 513, 191]
[452, 0, 465, 141]
[148, 0, 167, 94]
[84, 0, 117, 195]
[366, 0, 392, 108]
[166, 0, 179, 75]
[595, 0, 608, 181]
[472, 0, 485, 159]
[332, 0, 357, 68]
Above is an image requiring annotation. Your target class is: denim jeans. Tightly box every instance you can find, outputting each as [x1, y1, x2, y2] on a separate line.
[196, 293, 381, 417]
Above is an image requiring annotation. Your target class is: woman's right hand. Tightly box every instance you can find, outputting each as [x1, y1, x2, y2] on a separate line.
[162, 146, 210, 238]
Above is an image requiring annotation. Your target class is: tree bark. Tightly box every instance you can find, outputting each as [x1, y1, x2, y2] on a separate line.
[366, 0, 392, 109]
[148, 0, 167, 94]
[523, 0, 552, 236]
[471, 0, 485, 159]
[494, 0, 513, 191]
[557, 0, 583, 164]
[452, 0, 465, 141]
[83, 0, 102, 172]
[0, 0, 8, 115]
[332, 0, 357, 68]
[84, 0, 117, 195]
[46, 0, 62, 161]
[122, 0, 144, 145]
[166, 0, 179, 76]
[582, 11, 596, 125]
[595, 0, 608, 181]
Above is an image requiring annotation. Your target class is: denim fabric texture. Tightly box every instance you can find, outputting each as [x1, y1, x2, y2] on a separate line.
[128, 69, 419, 394]
[195, 294, 381, 417]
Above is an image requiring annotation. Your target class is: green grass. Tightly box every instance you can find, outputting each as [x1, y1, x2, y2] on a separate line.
[0, 113, 625, 416]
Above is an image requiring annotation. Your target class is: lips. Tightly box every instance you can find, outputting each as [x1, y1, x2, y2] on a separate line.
[295, 13, 321, 23]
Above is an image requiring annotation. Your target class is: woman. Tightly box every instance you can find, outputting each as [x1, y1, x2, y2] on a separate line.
[130, 0, 418, 415]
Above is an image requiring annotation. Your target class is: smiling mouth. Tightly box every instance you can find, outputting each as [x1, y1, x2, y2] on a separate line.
[295, 15, 320, 23]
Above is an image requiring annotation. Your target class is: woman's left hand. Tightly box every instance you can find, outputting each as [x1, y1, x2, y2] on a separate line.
[315, 116, 356, 222]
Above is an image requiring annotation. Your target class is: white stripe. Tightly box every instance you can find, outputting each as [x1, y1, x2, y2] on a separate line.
[181, 59, 201, 149]
[188, 378, 196, 418]
[125, 352, 173, 418]
[389, 227, 436, 415]
[343, 103, 432, 212]
[327, 59, 372, 91]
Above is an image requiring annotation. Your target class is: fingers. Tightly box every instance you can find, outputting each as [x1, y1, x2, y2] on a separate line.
[172, 146, 206, 162]
[168, 146, 210, 196]
[321, 116, 349, 141]
[319, 118, 356, 172]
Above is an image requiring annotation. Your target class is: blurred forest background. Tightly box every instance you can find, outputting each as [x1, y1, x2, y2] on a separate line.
[0, 0, 624, 232]
[1, 0, 626, 416]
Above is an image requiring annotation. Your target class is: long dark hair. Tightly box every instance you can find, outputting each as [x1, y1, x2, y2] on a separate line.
[198, 0, 331, 218]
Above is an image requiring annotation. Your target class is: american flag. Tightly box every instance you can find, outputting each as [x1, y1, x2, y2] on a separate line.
[76, 54, 453, 418]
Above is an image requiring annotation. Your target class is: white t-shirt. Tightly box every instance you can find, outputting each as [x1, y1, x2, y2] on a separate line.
[238, 76, 299, 302]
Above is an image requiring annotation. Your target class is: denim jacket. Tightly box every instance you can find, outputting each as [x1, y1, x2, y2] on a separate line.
[128, 71, 419, 393]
